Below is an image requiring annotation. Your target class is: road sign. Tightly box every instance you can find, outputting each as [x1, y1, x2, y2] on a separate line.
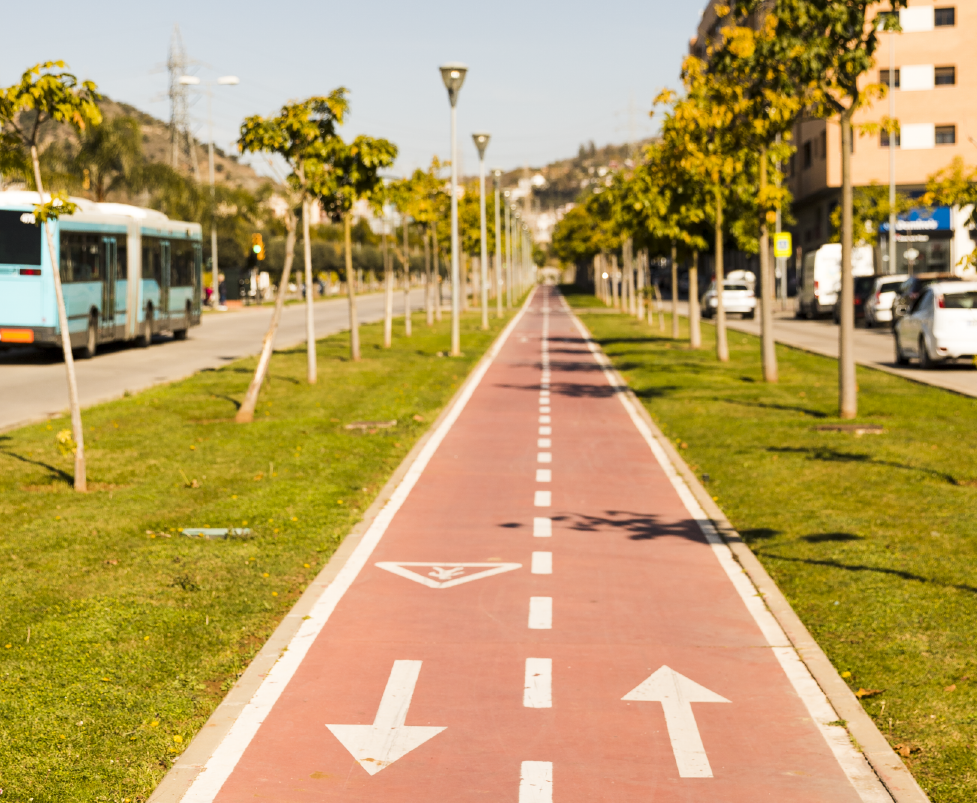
[326, 660, 445, 775]
[375, 561, 521, 588]
[774, 232, 792, 258]
[622, 666, 731, 778]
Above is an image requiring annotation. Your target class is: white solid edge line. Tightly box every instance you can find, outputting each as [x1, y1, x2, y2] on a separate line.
[566, 308, 893, 803]
[179, 291, 539, 802]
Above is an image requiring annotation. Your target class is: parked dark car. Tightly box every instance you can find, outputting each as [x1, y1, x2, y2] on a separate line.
[833, 275, 878, 324]
[891, 273, 963, 324]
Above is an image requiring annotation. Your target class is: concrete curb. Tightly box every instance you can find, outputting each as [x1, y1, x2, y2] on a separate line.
[147, 295, 534, 802]
[571, 310, 931, 803]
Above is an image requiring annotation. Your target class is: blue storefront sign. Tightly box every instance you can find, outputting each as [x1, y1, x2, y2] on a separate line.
[879, 206, 952, 233]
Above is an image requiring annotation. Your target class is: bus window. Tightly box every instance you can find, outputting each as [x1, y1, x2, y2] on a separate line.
[142, 237, 162, 283]
[170, 239, 195, 287]
[117, 238, 128, 279]
[60, 232, 101, 282]
[0, 210, 41, 265]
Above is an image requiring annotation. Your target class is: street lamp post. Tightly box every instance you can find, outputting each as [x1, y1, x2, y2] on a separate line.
[439, 62, 468, 356]
[504, 192, 513, 309]
[493, 169, 502, 318]
[472, 133, 491, 330]
[888, 28, 897, 276]
[179, 75, 238, 310]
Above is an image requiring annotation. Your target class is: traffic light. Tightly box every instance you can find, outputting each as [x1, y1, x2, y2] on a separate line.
[251, 233, 265, 261]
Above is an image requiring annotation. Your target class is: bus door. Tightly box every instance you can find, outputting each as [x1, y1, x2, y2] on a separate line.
[160, 240, 171, 318]
[101, 237, 117, 338]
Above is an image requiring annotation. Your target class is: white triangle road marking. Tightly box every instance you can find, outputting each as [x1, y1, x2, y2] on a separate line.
[375, 561, 522, 589]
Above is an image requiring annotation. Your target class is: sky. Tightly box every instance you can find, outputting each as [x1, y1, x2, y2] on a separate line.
[1, 0, 704, 179]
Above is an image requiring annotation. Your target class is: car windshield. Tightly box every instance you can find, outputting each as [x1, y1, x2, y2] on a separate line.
[723, 284, 749, 292]
[855, 277, 876, 293]
[942, 291, 977, 309]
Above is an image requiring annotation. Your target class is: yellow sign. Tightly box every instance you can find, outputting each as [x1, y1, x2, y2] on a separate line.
[774, 232, 792, 258]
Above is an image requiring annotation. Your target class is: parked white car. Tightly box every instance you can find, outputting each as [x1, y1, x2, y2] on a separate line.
[797, 243, 875, 319]
[864, 274, 909, 327]
[894, 281, 977, 368]
[701, 281, 756, 319]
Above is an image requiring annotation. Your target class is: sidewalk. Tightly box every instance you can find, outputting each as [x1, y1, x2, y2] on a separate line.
[153, 287, 912, 802]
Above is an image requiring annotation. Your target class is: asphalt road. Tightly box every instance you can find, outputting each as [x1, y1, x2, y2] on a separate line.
[0, 289, 429, 433]
[663, 301, 977, 399]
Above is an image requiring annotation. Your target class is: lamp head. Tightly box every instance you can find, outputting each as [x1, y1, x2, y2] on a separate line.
[217, 76, 239, 85]
[439, 62, 468, 107]
[472, 132, 490, 159]
[179, 75, 200, 85]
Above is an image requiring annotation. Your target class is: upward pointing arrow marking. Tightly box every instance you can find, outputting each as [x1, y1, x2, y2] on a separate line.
[327, 661, 445, 776]
[623, 666, 731, 778]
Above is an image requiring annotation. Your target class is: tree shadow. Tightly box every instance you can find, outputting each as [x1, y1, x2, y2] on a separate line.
[757, 551, 977, 595]
[0, 448, 73, 483]
[739, 527, 781, 542]
[725, 399, 829, 419]
[225, 367, 300, 384]
[768, 446, 959, 485]
[212, 394, 242, 411]
[564, 510, 708, 543]
[801, 532, 864, 543]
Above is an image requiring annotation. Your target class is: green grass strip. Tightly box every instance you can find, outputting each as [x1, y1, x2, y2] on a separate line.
[561, 285, 977, 803]
[0, 310, 513, 801]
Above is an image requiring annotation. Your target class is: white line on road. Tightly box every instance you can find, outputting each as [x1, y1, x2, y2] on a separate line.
[519, 761, 553, 802]
[537, 438, 551, 448]
[531, 552, 552, 575]
[528, 597, 552, 629]
[539, 406, 551, 413]
[535, 469, 551, 482]
[538, 416, 551, 424]
[533, 517, 552, 538]
[537, 452, 552, 463]
[538, 426, 551, 435]
[540, 390, 550, 397]
[523, 658, 552, 708]
[534, 490, 551, 507]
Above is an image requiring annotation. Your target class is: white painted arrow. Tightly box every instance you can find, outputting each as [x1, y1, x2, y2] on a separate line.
[327, 660, 445, 776]
[622, 665, 730, 778]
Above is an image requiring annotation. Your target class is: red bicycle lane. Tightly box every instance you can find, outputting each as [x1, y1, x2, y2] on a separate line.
[177, 286, 889, 802]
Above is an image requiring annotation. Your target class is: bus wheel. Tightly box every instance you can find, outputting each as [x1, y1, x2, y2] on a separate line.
[173, 303, 190, 340]
[137, 310, 153, 348]
[80, 315, 97, 359]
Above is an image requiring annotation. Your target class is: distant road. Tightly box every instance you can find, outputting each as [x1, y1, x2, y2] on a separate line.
[0, 289, 429, 433]
[661, 300, 977, 398]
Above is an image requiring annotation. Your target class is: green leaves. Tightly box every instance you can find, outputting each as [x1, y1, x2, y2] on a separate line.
[32, 191, 78, 223]
[315, 135, 398, 220]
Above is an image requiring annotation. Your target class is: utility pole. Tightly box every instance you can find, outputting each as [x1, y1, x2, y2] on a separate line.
[888, 28, 897, 276]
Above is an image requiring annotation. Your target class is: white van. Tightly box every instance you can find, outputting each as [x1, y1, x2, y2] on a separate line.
[797, 243, 875, 319]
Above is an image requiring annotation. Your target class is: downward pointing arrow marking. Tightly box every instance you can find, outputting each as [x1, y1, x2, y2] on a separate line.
[327, 661, 445, 776]
[622, 666, 730, 778]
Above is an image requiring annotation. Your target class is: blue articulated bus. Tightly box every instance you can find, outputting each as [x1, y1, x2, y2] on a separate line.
[0, 191, 203, 357]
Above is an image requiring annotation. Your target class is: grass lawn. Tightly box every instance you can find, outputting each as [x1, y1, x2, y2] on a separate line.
[0, 310, 512, 802]
[560, 285, 977, 803]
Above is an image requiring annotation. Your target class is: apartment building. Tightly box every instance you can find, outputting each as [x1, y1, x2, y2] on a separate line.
[691, 0, 976, 276]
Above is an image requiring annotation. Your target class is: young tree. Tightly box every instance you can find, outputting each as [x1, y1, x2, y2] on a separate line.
[756, 0, 906, 416]
[238, 90, 349, 388]
[923, 157, 977, 270]
[316, 135, 398, 361]
[0, 62, 101, 492]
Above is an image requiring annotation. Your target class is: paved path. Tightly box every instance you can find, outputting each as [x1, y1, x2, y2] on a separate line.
[0, 289, 428, 432]
[161, 287, 892, 803]
[667, 301, 977, 398]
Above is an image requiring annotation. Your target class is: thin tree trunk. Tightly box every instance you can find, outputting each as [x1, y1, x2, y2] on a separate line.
[236, 211, 297, 423]
[670, 242, 680, 340]
[839, 112, 856, 418]
[759, 147, 778, 383]
[434, 234, 443, 322]
[345, 213, 360, 361]
[31, 146, 86, 491]
[715, 188, 729, 362]
[383, 226, 392, 348]
[689, 250, 702, 349]
[636, 249, 645, 321]
[302, 197, 316, 384]
[610, 254, 619, 308]
[425, 225, 434, 326]
[403, 220, 411, 337]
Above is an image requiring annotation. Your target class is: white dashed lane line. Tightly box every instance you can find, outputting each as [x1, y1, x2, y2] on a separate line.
[531, 552, 552, 574]
[523, 658, 553, 708]
[528, 596, 553, 630]
[533, 517, 552, 538]
[536, 469, 551, 482]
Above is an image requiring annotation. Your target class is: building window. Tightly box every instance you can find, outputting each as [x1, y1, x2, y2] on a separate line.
[880, 68, 900, 88]
[935, 66, 956, 86]
[803, 140, 812, 169]
[934, 7, 955, 27]
[881, 129, 901, 148]
[935, 125, 956, 145]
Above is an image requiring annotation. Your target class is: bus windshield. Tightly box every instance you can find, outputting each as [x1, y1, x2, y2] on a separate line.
[0, 209, 42, 265]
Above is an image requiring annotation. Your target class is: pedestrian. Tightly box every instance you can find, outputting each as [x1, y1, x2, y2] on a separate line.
[218, 272, 227, 309]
